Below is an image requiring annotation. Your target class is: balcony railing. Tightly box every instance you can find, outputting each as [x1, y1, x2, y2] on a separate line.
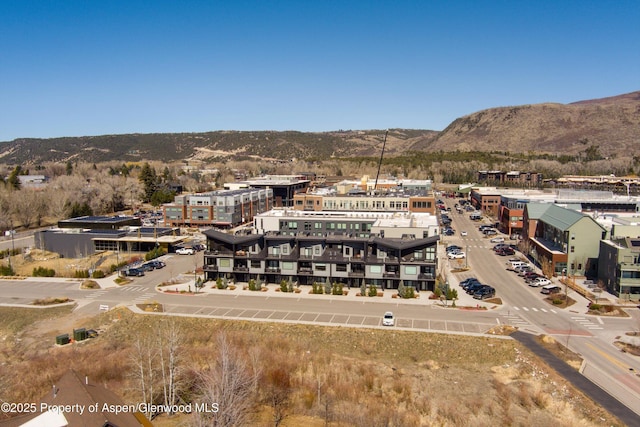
[203, 265, 218, 272]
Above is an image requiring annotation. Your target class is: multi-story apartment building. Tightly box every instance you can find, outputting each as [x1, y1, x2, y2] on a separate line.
[293, 177, 435, 215]
[599, 237, 640, 301]
[163, 188, 273, 228]
[522, 203, 606, 277]
[237, 175, 311, 207]
[203, 210, 440, 291]
[477, 170, 543, 187]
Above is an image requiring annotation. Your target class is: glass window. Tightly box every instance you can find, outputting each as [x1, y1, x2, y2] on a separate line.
[405, 266, 417, 275]
[370, 265, 382, 273]
[282, 262, 293, 270]
[220, 259, 230, 267]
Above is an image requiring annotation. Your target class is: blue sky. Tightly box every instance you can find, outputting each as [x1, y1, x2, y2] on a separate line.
[1, 0, 638, 141]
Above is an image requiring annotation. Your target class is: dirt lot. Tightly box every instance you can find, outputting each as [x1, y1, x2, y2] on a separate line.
[8, 249, 134, 277]
[0, 305, 626, 427]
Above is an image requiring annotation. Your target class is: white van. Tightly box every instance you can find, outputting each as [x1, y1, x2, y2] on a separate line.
[541, 284, 562, 294]
[508, 260, 528, 269]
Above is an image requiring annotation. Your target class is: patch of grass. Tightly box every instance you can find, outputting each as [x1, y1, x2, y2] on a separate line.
[0, 305, 75, 335]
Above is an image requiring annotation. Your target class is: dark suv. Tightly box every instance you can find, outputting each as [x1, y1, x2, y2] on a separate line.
[473, 286, 495, 299]
[125, 267, 145, 277]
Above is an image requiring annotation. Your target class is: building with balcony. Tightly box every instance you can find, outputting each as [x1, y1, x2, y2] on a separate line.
[598, 237, 640, 301]
[293, 177, 435, 215]
[203, 210, 440, 291]
[237, 175, 311, 207]
[163, 188, 273, 228]
[522, 203, 606, 277]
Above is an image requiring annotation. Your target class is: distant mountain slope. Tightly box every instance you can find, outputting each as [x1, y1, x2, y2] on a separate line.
[0, 129, 438, 165]
[414, 91, 640, 157]
[1, 91, 638, 165]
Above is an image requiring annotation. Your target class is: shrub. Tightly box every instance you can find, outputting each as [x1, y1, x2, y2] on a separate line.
[398, 283, 416, 299]
[360, 282, 366, 296]
[311, 282, 324, 294]
[0, 265, 15, 276]
[280, 279, 294, 293]
[331, 282, 344, 295]
[145, 246, 165, 261]
[248, 278, 260, 291]
[74, 270, 90, 278]
[91, 270, 105, 279]
[33, 266, 56, 277]
[433, 287, 442, 298]
[446, 288, 458, 301]
[552, 299, 564, 305]
[368, 284, 378, 297]
[588, 303, 602, 311]
[216, 277, 228, 290]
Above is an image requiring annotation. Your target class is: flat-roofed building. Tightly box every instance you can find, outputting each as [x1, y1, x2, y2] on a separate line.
[203, 209, 440, 291]
[163, 188, 273, 228]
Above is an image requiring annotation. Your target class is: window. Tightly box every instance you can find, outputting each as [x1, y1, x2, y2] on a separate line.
[251, 260, 261, 268]
[404, 266, 417, 275]
[315, 263, 326, 271]
[315, 222, 322, 229]
[570, 246, 575, 253]
[220, 259, 230, 267]
[282, 262, 293, 271]
[425, 247, 435, 261]
[370, 265, 382, 273]
[336, 264, 347, 272]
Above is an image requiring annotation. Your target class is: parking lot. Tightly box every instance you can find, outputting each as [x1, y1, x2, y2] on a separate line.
[147, 302, 496, 335]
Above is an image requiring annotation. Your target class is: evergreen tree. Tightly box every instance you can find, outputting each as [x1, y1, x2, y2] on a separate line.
[7, 166, 22, 190]
[139, 162, 158, 203]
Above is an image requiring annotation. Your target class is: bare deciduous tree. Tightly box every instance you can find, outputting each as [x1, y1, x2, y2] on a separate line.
[191, 333, 261, 427]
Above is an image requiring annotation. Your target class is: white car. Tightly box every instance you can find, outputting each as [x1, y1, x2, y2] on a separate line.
[382, 312, 395, 326]
[490, 236, 505, 243]
[461, 231, 468, 236]
[448, 251, 466, 259]
[529, 277, 551, 287]
[175, 247, 195, 255]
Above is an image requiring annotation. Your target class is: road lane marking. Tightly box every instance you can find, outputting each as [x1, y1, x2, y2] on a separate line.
[584, 342, 632, 371]
[597, 317, 604, 325]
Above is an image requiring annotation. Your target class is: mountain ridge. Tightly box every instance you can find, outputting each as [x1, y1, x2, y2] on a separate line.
[1, 91, 638, 164]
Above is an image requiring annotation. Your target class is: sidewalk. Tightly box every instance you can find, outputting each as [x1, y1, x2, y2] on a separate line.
[156, 275, 491, 309]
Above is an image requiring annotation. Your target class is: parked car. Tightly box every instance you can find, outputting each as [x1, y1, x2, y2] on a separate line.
[124, 267, 145, 277]
[460, 277, 480, 289]
[191, 243, 206, 252]
[490, 236, 505, 243]
[473, 286, 496, 299]
[541, 284, 562, 294]
[460, 230, 468, 236]
[446, 245, 462, 253]
[529, 277, 552, 287]
[138, 263, 155, 272]
[382, 312, 395, 326]
[144, 260, 166, 269]
[176, 247, 195, 255]
[496, 247, 515, 256]
[448, 251, 466, 259]
[466, 282, 487, 294]
[483, 229, 498, 236]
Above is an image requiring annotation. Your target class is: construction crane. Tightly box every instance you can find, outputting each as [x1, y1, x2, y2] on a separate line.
[373, 129, 389, 195]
